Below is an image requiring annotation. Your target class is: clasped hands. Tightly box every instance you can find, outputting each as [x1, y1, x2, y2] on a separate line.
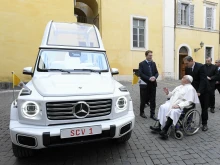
[149, 76, 156, 82]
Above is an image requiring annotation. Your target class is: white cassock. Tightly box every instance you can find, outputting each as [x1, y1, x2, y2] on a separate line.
[158, 84, 200, 128]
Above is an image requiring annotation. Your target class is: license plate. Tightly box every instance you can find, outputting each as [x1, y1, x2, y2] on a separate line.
[60, 125, 102, 139]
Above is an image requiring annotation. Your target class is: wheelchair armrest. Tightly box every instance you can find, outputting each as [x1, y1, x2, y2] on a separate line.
[183, 103, 195, 112]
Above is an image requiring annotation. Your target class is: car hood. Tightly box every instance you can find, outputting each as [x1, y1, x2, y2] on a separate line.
[32, 73, 115, 97]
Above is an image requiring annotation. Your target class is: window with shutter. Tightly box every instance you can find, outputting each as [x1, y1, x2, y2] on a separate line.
[189, 5, 194, 26]
[178, 2, 193, 26]
[177, 2, 181, 25]
[180, 4, 189, 25]
[133, 19, 145, 48]
[206, 7, 213, 29]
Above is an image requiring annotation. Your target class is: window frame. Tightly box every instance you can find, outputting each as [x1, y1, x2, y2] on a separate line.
[177, 1, 194, 27]
[204, 45, 214, 63]
[130, 15, 148, 51]
[204, 4, 216, 30]
[180, 3, 189, 26]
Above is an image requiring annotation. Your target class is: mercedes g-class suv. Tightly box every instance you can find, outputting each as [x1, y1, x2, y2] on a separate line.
[10, 21, 135, 158]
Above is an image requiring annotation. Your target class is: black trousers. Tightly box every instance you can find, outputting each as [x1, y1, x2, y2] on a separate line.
[199, 92, 210, 125]
[209, 86, 215, 109]
[139, 83, 156, 115]
[215, 84, 220, 94]
[140, 85, 148, 114]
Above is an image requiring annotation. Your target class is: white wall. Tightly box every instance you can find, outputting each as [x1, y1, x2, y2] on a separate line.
[163, 0, 175, 79]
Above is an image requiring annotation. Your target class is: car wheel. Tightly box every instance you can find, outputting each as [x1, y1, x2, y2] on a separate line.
[12, 143, 34, 158]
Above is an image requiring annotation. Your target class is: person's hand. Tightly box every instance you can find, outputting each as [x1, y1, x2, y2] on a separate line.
[163, 87, 169, 95]
[172, 105, 180, 109]
[197, 93, 200, 96]
[207, 76, 211, 80]
[150, 77, 156, 82]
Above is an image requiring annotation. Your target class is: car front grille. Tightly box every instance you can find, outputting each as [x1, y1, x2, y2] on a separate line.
[46, 99, 112, 120]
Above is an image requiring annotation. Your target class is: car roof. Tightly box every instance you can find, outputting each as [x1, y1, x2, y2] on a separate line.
[40, 20, 105, 51]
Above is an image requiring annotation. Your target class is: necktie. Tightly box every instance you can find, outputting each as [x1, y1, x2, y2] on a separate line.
[148, 62, 152, 76]
[189, 68, 193, 75]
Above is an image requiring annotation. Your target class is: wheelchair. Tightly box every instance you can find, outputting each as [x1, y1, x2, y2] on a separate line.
[152, 103, 201, 140]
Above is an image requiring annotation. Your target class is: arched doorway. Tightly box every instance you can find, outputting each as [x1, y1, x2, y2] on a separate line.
[74, 0, 99, 28]
[179, 46, 188, 79]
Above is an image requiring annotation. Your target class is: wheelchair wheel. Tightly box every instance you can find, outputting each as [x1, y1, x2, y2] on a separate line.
[183, 109, 201, 135]
[174, 130, 183, 140]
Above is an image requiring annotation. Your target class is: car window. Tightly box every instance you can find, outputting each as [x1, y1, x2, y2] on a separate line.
[47, 23, 99, 48]
[38, 50, 108, 71]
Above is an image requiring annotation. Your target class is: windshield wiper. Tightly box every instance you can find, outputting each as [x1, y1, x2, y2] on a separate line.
[73, 69, 102, 74]
[48, 69, 71, 73]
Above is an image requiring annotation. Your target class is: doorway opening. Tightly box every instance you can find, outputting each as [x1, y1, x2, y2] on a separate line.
[74, 0, 99, 29]
[179, 46, 188, 79]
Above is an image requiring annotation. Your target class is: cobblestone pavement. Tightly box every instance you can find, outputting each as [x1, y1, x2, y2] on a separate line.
[0, 80, 220, 165]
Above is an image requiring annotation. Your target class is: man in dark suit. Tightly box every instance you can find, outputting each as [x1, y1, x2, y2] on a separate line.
[215, 59, 220, 94]
[184, 56, 210, 131]
[139, 50, 159, 120]
[204, 57, 219, 113]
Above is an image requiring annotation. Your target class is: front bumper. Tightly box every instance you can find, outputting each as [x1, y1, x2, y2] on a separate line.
[10, 111, 135, 149]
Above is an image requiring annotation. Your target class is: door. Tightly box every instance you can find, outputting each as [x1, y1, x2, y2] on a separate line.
[179, 55, 187, 79]
[179, 46, 188, 79]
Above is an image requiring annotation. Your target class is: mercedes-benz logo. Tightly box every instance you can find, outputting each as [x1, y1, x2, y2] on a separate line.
[73, 102, 90, 119]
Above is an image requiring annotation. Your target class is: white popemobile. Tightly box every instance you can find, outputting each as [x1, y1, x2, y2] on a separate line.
[9, 21, 135, 158]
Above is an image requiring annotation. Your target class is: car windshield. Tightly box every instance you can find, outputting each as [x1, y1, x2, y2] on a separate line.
[37, 50, 109, 71]
[47, 22, 99, 48]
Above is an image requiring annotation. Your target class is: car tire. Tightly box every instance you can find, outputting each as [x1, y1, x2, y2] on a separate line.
[116, 131, 132, 143]
[12, 143, 34, 158]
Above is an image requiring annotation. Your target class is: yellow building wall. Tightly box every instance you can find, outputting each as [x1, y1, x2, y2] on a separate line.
[0, 0, 76, 82]
[175, 29, 219, 61]
[100, 0, 163, 76]
[175, 0, 219, 79]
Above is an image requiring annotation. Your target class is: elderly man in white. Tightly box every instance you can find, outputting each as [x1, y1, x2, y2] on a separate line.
[150, 75, 200, 139]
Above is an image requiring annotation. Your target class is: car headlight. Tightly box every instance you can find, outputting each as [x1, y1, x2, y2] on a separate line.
[116, 96, 128, 111]
[21, 101, 40, 117]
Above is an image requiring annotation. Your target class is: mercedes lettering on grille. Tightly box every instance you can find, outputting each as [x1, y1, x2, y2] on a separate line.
[73, 102, 90, 118]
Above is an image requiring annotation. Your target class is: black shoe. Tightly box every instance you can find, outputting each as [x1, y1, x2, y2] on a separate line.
[210, 108, 215, 113]
[150, 115, 158, 121]
[140, 113, 147, 118]
[202, 125, 208, 131]
[159, 130, 169, 139]
[150, 126, 161, 132]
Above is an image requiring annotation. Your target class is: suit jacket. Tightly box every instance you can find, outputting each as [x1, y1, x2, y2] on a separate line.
[138, 60, 159, 86]
[216, 68, 220, 81]
[185, 62, 210, 94]
[204, 64, 219, 88]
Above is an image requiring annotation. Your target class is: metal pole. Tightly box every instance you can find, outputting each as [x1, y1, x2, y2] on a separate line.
[11, 72, 15, 105]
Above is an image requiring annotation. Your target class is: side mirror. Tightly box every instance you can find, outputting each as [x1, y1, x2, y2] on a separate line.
[23, 67, 33, 76]
[111, 68, 119, 75]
